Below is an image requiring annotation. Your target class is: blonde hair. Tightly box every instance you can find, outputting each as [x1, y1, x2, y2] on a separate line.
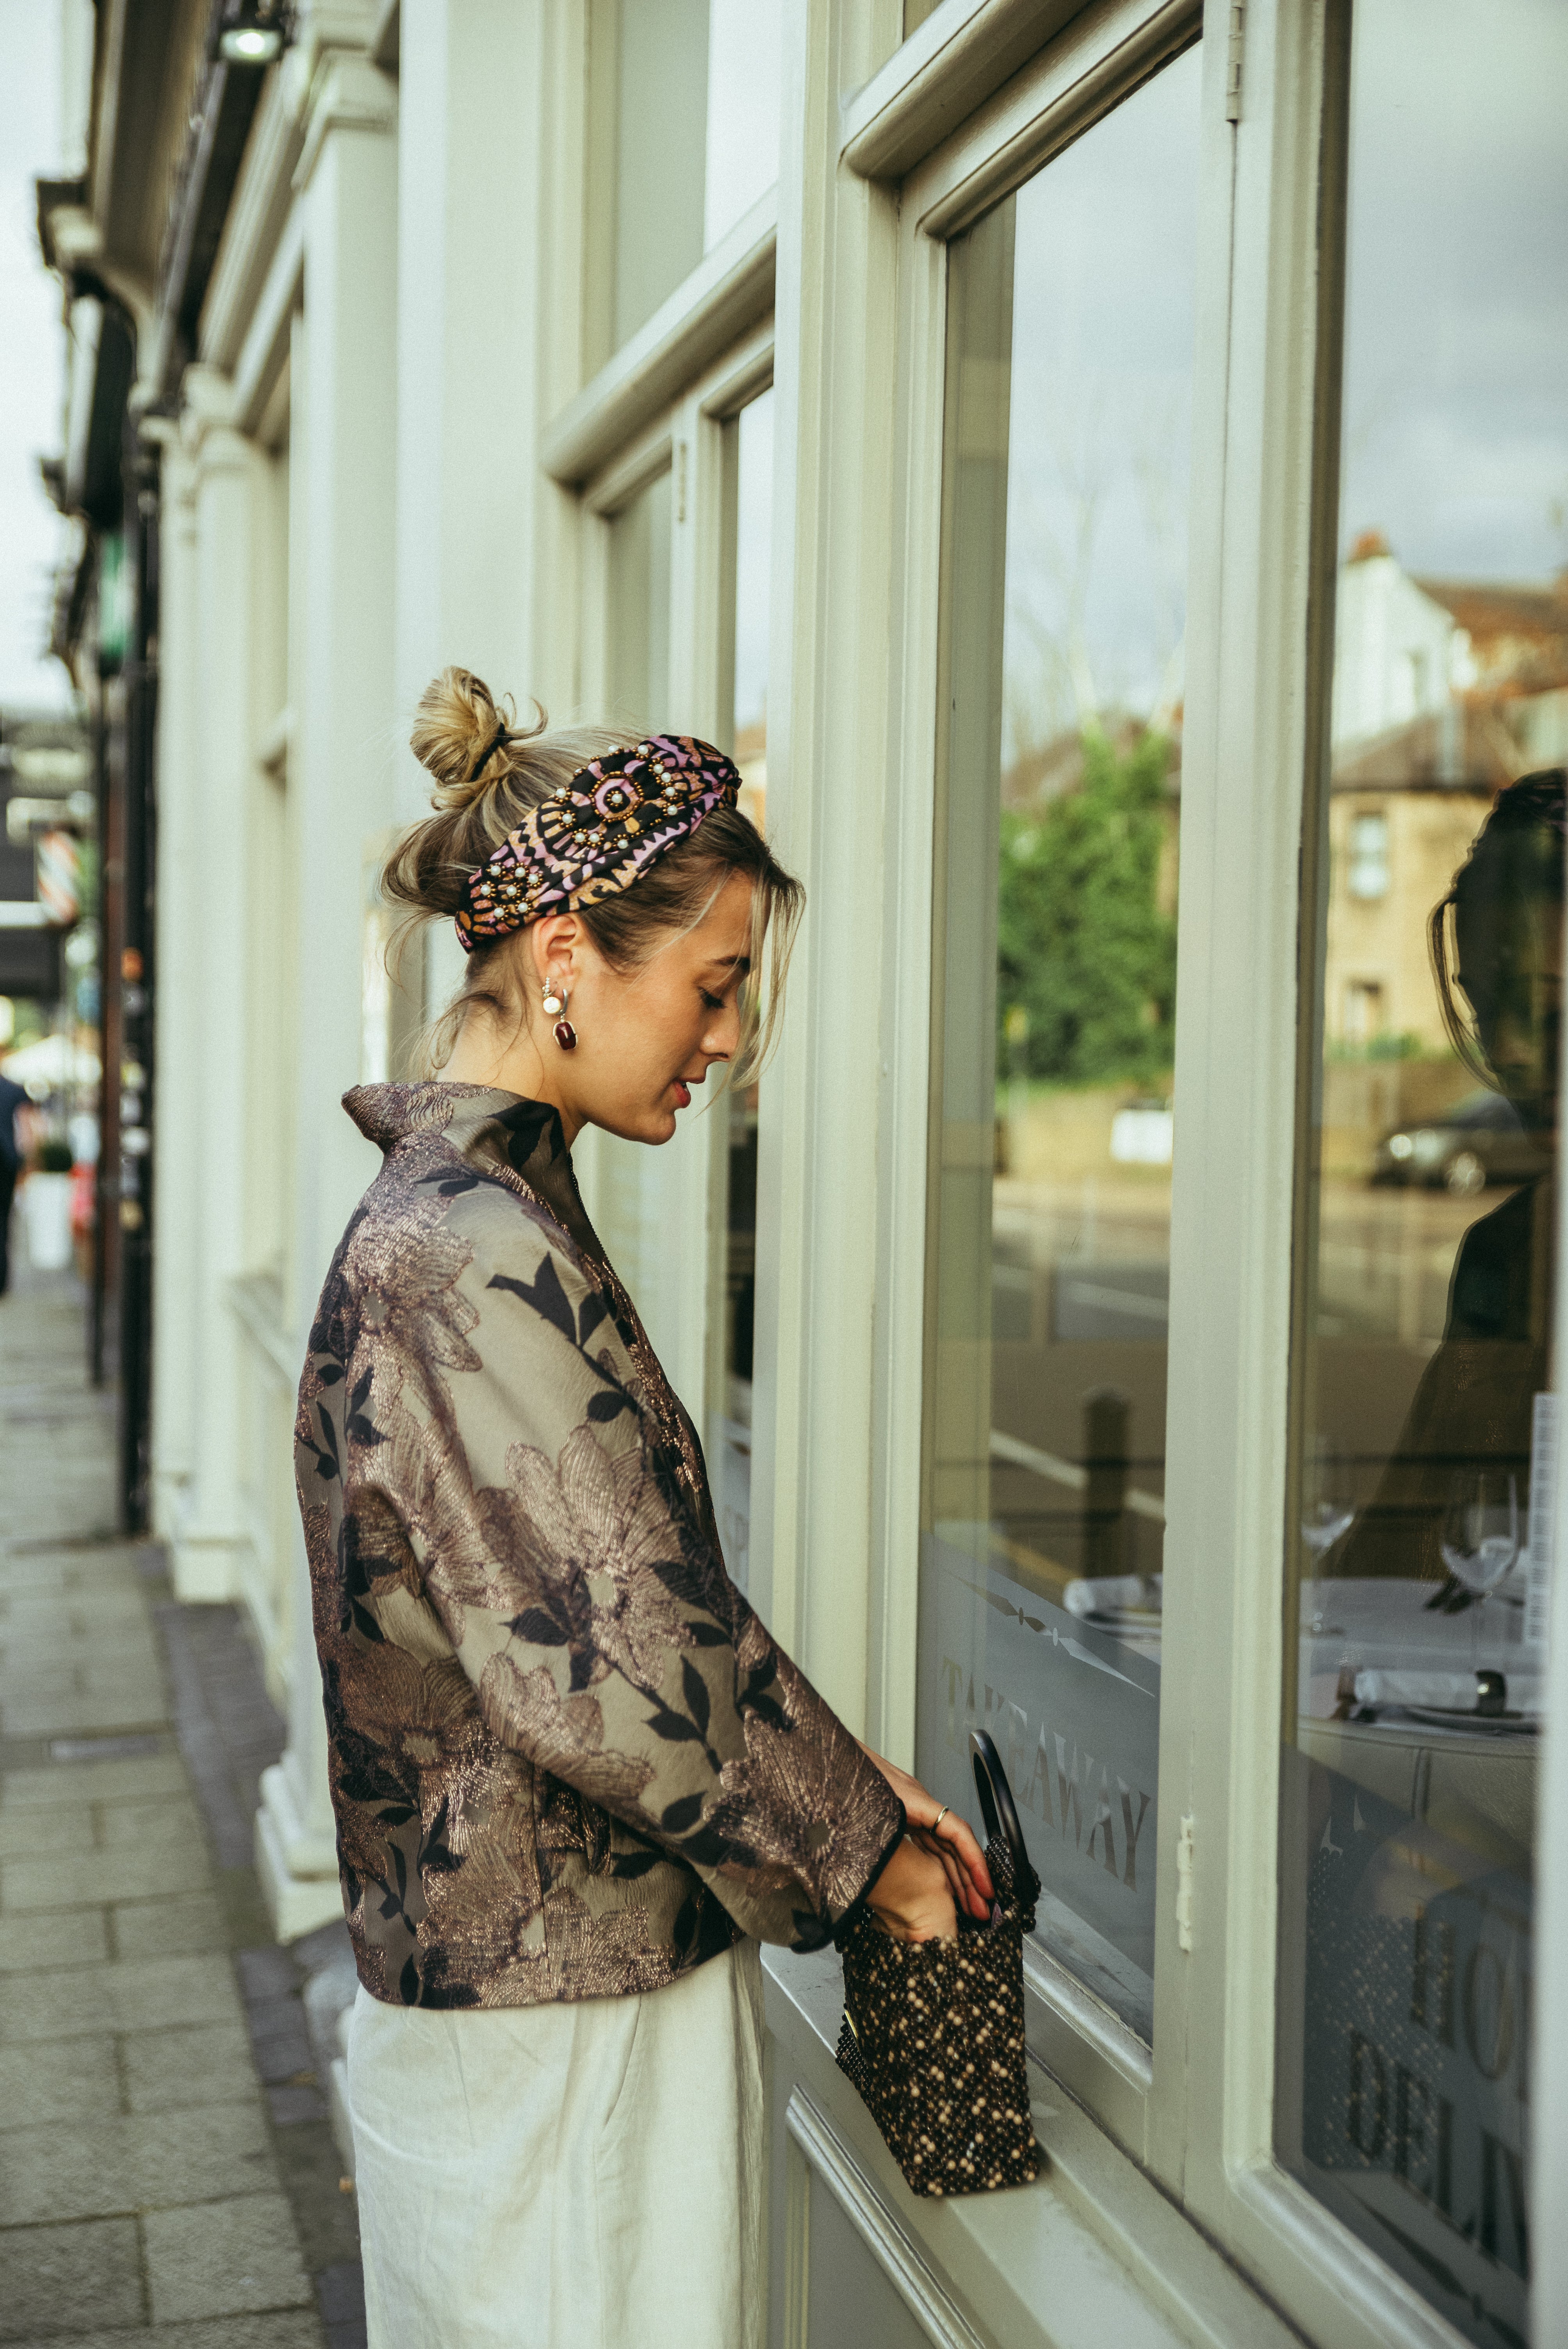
[382, 666, 803, 1082]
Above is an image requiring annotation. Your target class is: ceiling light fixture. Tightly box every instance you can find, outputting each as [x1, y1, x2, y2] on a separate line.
[215, 4, 291, 66]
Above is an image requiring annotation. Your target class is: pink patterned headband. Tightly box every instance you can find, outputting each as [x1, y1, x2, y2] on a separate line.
[456, 734, 741, 954]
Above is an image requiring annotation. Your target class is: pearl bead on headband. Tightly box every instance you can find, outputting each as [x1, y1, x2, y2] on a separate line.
[455, 734, 742, 953]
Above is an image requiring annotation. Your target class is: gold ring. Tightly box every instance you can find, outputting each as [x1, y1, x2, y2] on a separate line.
[933, 1805, 950, 1830]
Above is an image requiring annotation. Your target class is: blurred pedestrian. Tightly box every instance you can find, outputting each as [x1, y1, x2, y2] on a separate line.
[0, 1069, 26, 1294]
[298, 670, 992, 2349]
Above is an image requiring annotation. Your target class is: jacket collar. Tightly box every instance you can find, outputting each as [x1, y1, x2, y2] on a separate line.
[343, 1083, 601, 1263]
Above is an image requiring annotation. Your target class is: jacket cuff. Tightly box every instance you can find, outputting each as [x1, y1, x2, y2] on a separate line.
[830, 1800, 906, 1949]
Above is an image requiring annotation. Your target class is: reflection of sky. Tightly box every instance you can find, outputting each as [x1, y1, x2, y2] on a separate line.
[734, 389, 773, 736]
[1339, 0, 1568, 581]
[704, 0, 782, 252]
[1002, 43, 1202, 759]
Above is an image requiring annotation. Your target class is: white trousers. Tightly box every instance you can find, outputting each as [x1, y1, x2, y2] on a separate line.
[346, 1940, 765, 2349]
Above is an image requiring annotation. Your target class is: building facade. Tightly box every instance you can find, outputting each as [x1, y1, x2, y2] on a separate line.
[40, 2, 1568, 2345]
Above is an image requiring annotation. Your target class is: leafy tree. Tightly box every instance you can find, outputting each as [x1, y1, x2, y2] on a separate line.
[997, 726, 1176, 1085]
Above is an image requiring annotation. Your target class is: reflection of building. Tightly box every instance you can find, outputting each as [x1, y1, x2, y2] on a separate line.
[1325, 532, 1568, 1050]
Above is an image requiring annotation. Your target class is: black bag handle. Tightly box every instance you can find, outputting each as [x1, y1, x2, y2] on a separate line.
[970, 1729, 1031, 1887]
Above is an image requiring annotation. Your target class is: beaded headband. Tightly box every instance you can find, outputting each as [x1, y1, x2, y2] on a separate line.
[455, 733, 742, 953]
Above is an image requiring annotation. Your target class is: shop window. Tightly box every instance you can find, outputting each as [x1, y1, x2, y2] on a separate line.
[1281, 3, 1568, 2340]
[588, 0, 782, 362]
[916, 43, 1203, 2044]
[709, 387, 774, 1591]
[606, 466, 672, 733]
[1346, 809, 1389, 899]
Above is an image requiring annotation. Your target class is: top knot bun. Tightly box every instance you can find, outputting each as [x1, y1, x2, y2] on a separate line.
[411, 666, 534, 807]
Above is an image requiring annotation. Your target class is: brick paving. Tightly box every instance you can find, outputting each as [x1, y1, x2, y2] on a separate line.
[0, 1262, 365, 2347]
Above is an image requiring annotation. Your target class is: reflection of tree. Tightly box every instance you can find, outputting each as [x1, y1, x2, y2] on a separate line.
[997, 727, 1176, 1084]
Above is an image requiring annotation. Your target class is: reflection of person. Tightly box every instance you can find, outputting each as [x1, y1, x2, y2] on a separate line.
[302, 670, 992, 2349]
[1340, 768, 1563, 1581]
[0, 1071, 26, 1296]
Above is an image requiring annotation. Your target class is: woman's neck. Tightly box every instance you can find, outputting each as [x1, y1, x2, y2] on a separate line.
[439, 1024, 583, 1146]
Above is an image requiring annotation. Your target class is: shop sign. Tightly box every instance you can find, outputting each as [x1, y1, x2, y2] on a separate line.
[1286, 1745, 1529, 2349]
[919, 1532, 1159, 2037]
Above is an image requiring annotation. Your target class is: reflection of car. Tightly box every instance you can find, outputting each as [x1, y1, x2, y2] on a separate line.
[1372, 1089, 1550, 1196]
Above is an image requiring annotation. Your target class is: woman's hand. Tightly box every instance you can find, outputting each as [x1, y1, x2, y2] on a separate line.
[866, 1834, 959, 1943]
[859, 1745, 994, 1923]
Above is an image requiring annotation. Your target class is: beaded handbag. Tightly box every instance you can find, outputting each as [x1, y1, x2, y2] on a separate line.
[834, 1731, 1043, 2198]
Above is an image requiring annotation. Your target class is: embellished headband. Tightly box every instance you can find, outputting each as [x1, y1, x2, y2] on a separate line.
[455, 733, 741, 952]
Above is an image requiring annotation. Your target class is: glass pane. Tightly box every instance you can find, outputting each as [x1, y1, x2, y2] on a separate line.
[704, 0, 783, 251]
[1278, 4, 1568, 2340]
[709, 389, 773, 1591]
[607, 468, 672, 736]
[916, 48, 1202, 2044]
[597, 467, 675, 1285]
[591, 0, 782, 357]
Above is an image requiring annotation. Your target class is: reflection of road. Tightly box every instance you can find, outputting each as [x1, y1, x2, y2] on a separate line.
[994, 1174, 1492, 1352]
[984, 1175, 1505, 1560]
[1313, 1179, 1482, 1348]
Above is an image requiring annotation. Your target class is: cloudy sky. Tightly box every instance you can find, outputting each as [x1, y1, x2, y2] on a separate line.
[1338, 0, 1568, 583]
[994, 0, 1568, 760]
[1000, 40, 1203, 755]
[0, 0, 73, 714]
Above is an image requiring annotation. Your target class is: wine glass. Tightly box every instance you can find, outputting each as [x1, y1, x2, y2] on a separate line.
[1439, 1471, 1521, 1665]
[1302, 1497, 1355, 1559]
[1302, 1440, 1355, 1561]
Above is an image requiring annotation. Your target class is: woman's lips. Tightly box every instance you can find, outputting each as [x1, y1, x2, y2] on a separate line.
[672, 1080, 691, 1109]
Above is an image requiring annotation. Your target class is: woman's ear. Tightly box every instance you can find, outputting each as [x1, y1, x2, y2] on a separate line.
[528, 912, 582, 986]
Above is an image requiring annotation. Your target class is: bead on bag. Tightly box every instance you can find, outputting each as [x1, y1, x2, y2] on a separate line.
[834, 1730, 1044, 2198]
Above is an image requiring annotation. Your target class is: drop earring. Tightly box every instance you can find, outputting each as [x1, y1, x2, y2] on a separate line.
[542, 978, 576, 1052]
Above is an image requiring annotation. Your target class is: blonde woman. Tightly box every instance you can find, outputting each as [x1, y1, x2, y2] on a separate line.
[296, 669, 991, 2349]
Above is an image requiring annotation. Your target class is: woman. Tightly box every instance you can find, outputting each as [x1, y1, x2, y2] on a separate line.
[1338, 766, 1564, 1587]
[296, 669, 992, 2349]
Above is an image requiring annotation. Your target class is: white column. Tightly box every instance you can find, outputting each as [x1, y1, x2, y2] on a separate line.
[393, 0, 546, 1090]
[256, 46, 399, 1940]
[153, 370, 264, 1601]
[148, 423, 200, 1543]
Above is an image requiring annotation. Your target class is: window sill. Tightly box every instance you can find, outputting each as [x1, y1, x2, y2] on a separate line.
[762, 1944, 1296, 2349]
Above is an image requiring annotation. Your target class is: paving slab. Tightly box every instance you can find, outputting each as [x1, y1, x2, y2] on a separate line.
[146, 2194, 314, 2326]
[0, 1904, 109, 1974]
[0, 2033, 120, 2128]
[0, 1951, 246, 2042]
[0, 1803, 96, 1858]
[109, 1888, 230, 1960]
[0, 2101, 279, 2225]
[2, 1689, 171, 1740]
[0, 2216, 144, 2339]
[0, 1752, 186, 1807]
[90, 1793, 208, 1851]
[122, 2020, 259, 2112]
[5, 2323, 324, 2349]
[1, 1836, 212, 1913]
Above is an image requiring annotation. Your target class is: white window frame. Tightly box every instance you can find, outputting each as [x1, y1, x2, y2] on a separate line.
[754, 0, 1527, 2342]
[558, 314, 778, 1463]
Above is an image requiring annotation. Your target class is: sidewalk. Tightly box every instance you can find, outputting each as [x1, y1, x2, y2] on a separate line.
[0, 1261, 364, 2347]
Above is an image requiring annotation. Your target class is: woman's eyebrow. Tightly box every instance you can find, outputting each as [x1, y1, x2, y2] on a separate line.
[704, 952, 753, 975]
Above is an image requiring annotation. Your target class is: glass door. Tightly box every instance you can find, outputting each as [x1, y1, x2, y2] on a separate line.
[1278, 3, 1568, 2339]
[916, 43, 1203, 2046]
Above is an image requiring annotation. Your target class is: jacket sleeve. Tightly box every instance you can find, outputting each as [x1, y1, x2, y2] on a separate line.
[371, 1207, 903, 1951]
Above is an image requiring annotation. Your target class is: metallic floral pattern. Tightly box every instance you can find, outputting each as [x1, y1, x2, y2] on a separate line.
[295, 1082, 901, 2009]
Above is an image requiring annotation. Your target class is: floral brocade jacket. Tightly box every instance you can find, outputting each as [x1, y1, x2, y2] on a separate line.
[296, 1084, 903, 2009]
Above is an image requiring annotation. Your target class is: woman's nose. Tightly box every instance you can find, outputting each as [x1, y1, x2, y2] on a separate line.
[704, 1003, 740, 1059]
